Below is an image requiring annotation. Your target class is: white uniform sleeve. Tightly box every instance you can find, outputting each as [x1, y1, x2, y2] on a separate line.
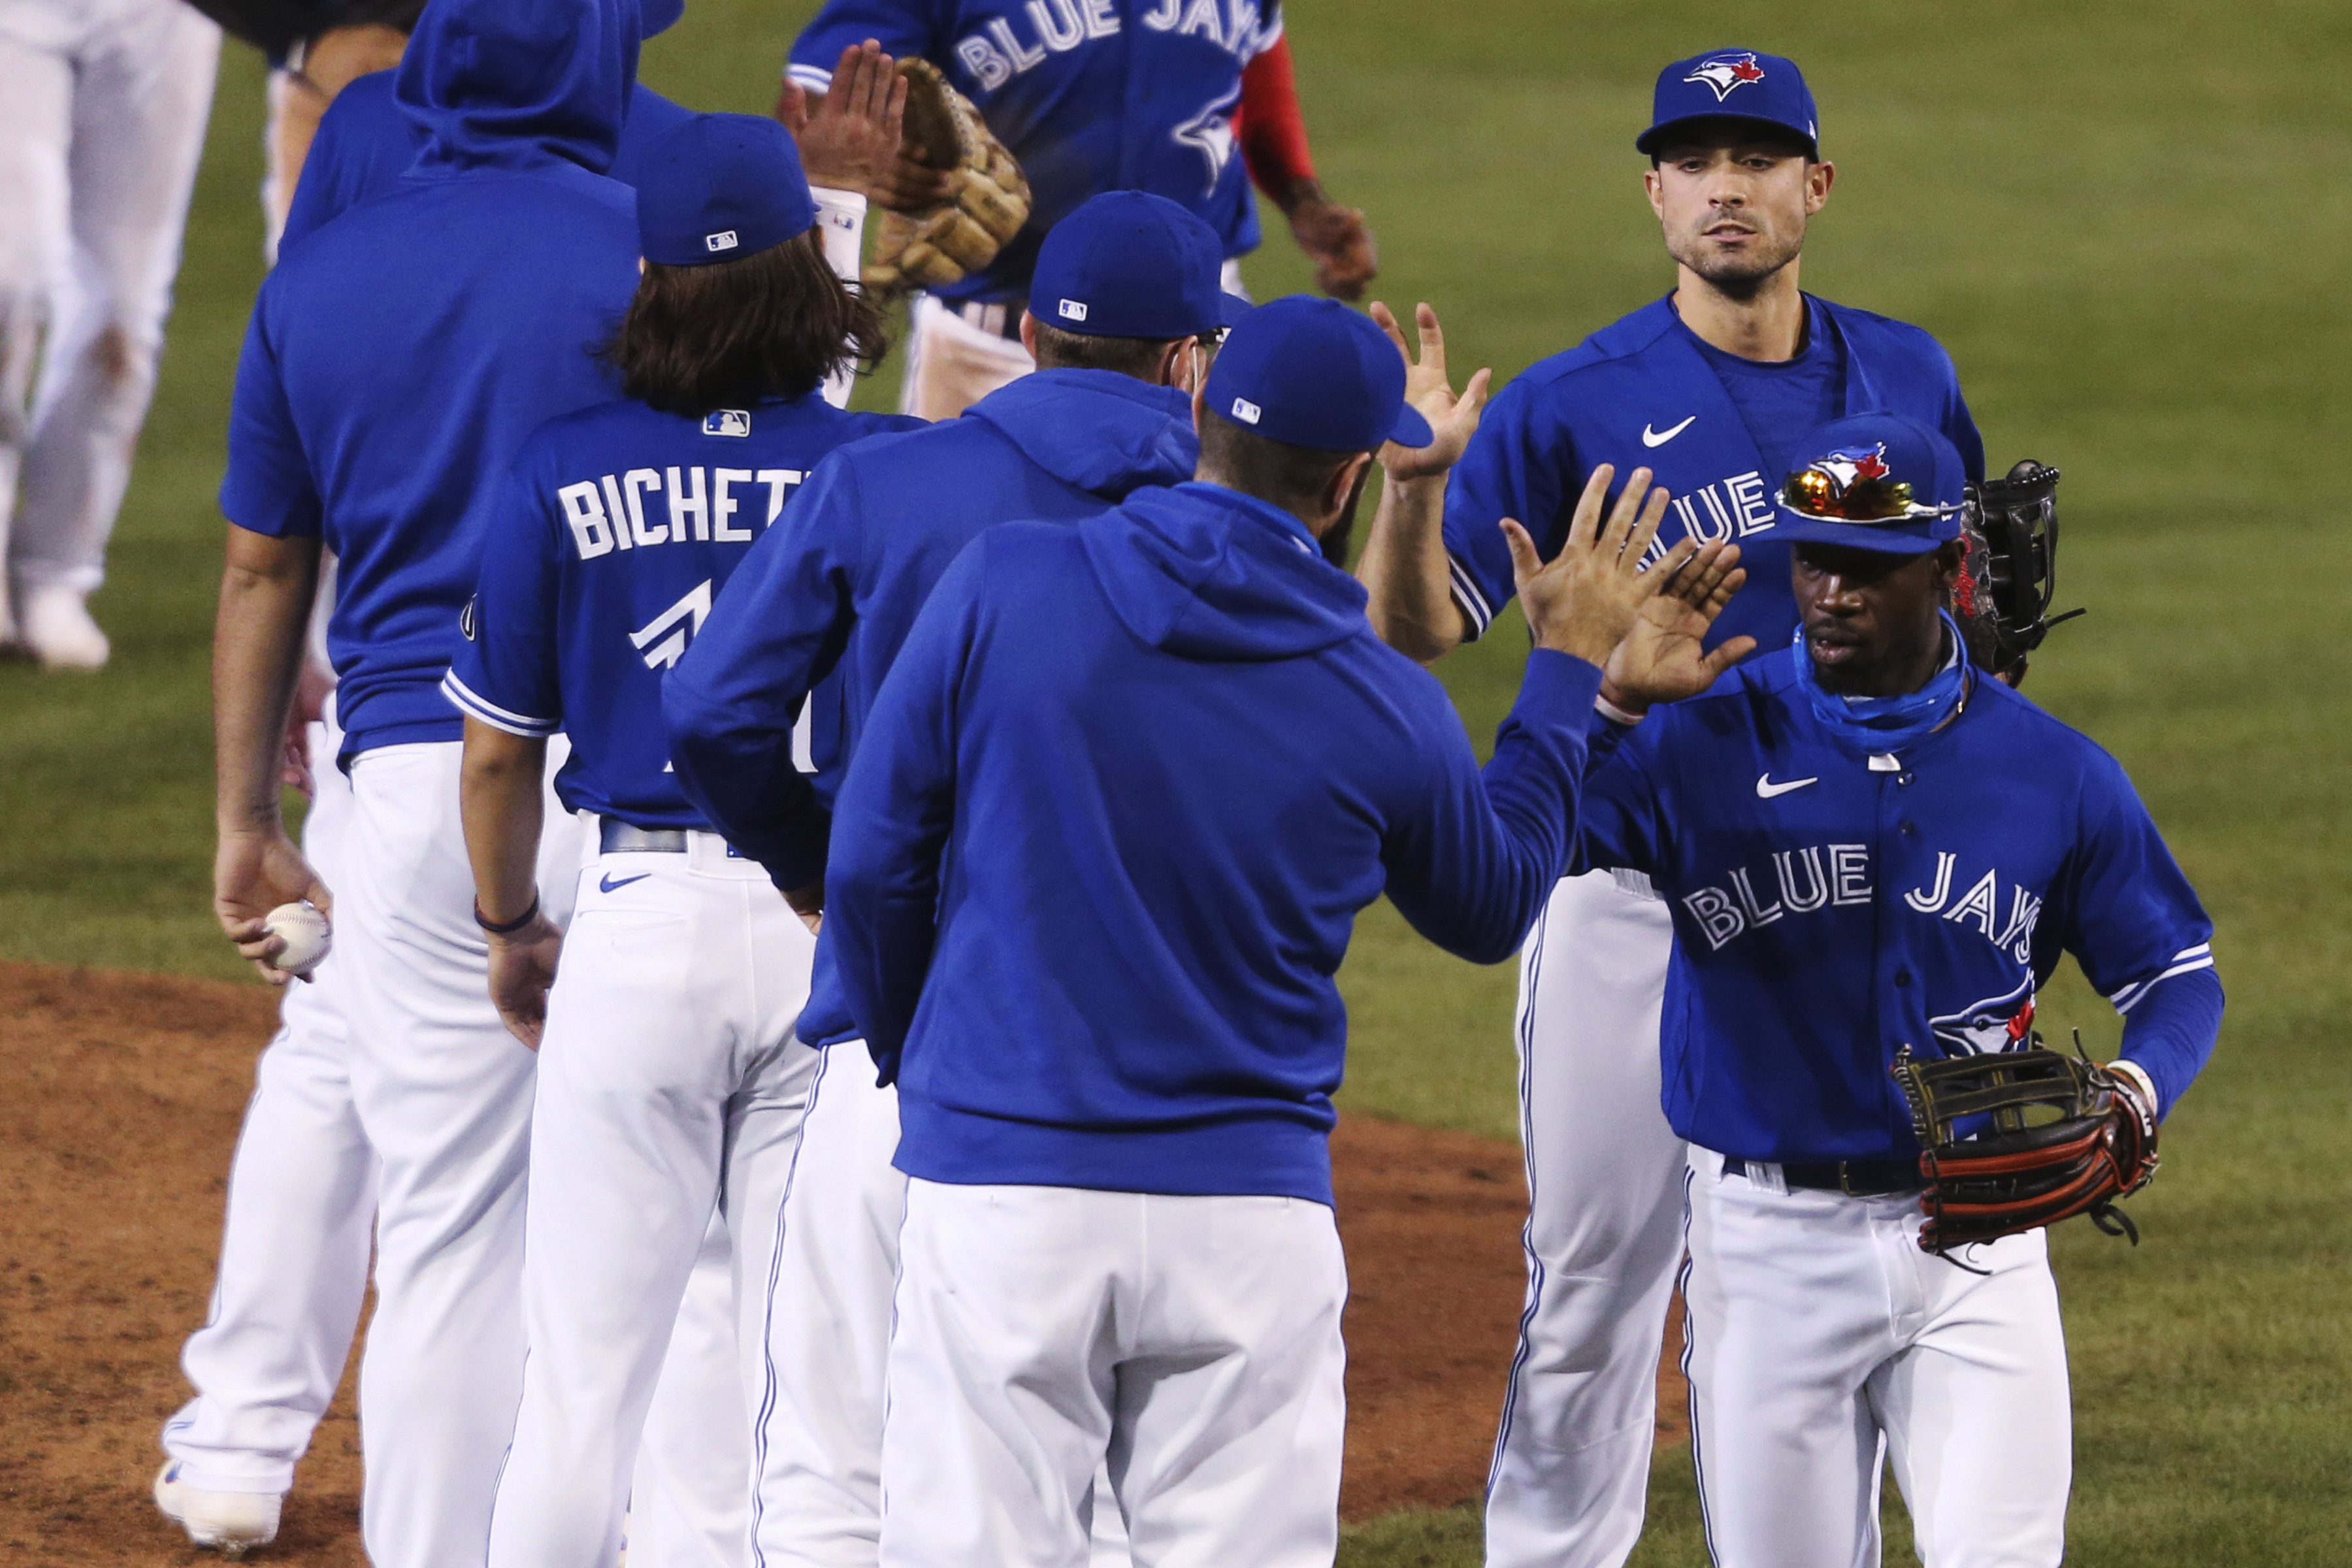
[813, 186, 869, 410]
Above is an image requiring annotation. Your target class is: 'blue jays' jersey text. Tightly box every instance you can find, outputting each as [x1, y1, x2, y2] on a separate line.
[444, 394, 922, 827]
[1575, 657, 2219, 1164]
[788, 0, 1279, 302]
[1444, 294, 1985, 655]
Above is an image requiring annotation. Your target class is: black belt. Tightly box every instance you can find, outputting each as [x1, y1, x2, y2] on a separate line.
[1726, 1156, 1923, 1196]
[945, 298, 1028, 340]
[600, 819, 689, 855]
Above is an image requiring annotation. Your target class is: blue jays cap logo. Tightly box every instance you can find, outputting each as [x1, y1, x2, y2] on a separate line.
[1684, 52, 1767, 102]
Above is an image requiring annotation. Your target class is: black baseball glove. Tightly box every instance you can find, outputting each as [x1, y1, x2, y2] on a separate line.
[1955, 460, 2083, 679]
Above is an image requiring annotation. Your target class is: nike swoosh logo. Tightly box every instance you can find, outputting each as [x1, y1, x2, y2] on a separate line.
[1756, 774, 1820, 799]
[598, 872, 651, 893]
[1642, 416, 1697, 448]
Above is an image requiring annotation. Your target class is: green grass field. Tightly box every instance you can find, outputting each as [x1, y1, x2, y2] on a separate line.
[3, 2, 2347, 1561]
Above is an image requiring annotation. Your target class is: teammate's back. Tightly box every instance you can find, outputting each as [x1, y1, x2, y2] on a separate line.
[232, 0, 642, 755]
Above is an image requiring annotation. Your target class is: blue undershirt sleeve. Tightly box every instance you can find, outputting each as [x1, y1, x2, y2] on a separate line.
[663, 453, 860, 890]
[2115, 966, 2224, 1118]
[1380, 650, 1602, 964]
[824, 534, 983, 1075]
[788, 0, 941, 92]
[1567, 711, 1667, 879]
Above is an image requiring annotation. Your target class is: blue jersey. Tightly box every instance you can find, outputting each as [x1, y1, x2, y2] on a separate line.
[1443, 294, 1985, 654]
[1576, 654, 2221, 1164]
[444, 395, 921, 826]
[826, 483, 1601, 1204]
[664, 368, 1198, 1047]
[280, 69, 695, 252]
[223, 0, 644, 762]
[787, 0, 1279, 304]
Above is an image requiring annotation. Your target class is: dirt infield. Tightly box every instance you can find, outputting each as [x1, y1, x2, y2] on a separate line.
[0, 960, 1685, 1561]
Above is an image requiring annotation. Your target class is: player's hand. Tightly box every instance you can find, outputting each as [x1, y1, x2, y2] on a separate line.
[783, 877, 824, 938]
[779, 40, 922, 199]
[215, 828, 332, 985]
[1601, 539, 1757, 712]
[1507, 465, 1691, 667]
[1370, 301, 1490, 484]
[486, 913, 564, 1050]
[1284, 181, 1377, 300]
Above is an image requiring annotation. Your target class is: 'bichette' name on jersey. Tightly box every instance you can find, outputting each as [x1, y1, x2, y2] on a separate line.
[444, 393, 921, 830]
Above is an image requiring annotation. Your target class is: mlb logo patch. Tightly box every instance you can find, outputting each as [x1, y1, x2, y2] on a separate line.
[1058, 299, 1088, 322]
[1230, 397, 1262, 425]
[706, 229, 740, 253]
[703, 409, 751, 438]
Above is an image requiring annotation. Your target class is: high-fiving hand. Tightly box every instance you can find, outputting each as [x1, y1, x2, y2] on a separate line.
[1504, 465, 1696, 668]
[777, 41, 953, 207]
[1602, 536, 1756, 713]
[1369, 301, 1491, 484]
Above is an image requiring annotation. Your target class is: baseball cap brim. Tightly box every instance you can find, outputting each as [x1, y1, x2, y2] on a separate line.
[1635, 112, 1818, 157]
[1777, 513, 1952, 555]
[1214, 290, 1252, 329]
[1386, 403, 1435, 449]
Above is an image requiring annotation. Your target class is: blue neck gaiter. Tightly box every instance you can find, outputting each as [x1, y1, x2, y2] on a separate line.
[1793, 609, 1970, 753]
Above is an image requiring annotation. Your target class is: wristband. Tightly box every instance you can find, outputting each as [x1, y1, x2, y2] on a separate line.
[1595, 692, 1647, 727]
[474, 892, 541, 935]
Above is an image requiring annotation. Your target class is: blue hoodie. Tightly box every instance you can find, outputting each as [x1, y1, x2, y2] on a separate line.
[666, 368, 1197, 1048]
[223, 0, 647, 761]
[825, 481, 1602, 1205]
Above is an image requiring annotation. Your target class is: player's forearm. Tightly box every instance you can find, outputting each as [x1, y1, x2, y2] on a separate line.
[213, 526, 321, 835]
[2115, 964, 2223, 1118]
[1356, 474, 1467, 663]
[458, 719, 546, 924]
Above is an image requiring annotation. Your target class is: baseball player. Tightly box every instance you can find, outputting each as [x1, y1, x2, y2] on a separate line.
[819, 293, 1707, 1568]
[0, 0, 220, 668]
[1352, 49, 1985, 1567]
[661, 188, 1239, 1567]
[785, 0, 1376, 418]
[448, 110, 919, 1568]
[206, 0, 663, 1561]
[1572, 411, 2221, 1566]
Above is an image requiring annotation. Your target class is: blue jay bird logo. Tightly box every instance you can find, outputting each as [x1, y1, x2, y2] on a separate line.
[1929, 977, 2038, 1056]
[1684, 53, 1767, 102]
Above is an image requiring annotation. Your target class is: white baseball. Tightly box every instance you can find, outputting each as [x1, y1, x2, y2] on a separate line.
[264, 900, 333, 977]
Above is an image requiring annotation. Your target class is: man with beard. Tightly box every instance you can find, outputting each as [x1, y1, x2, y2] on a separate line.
[1354, 49, 1984, 1568]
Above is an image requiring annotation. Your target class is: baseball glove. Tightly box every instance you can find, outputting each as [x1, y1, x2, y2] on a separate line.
[1954, 460, 2083, 679]
[1892, 1030, 2160, 1258]
[862, 59, 1030, 295]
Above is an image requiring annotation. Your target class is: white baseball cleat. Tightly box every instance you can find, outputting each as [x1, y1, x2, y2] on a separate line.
[154, 1462, 282, 1556]
[19, 585, 110, 670]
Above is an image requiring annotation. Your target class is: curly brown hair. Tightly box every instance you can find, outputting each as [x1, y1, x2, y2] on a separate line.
[603, 230, 889, 416]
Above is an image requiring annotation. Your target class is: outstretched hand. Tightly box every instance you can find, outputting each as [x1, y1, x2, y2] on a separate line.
[1505, 465, 1695, 668]
[1369, 301, 1490, 483]
[777, 41, 951, 206]
[1601, 540, 1756, 712]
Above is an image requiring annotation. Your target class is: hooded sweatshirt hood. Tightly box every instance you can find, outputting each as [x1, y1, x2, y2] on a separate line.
[962, 368, 1198, 500]
[397, 0, 639, 177]
[1081, 482, 1369, 662]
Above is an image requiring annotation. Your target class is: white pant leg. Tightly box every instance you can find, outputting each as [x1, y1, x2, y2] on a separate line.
[165, 721, 376, 1494]
[900, 295, 1035, 421]
[1683, 1152, 2070, 1568]
[11, 0, 217, 594]
[488, 845, 816, 1568]
[0, 22, 73, 616]
[752, 1045, 906, 1568]
[1871, 1233, 2070, 1568]
[338, 739, 581, 1568]
[632, 1213, 755, 1568]
[880, 1183, 1347, 1568]
[1485, 872, 1686, 1568]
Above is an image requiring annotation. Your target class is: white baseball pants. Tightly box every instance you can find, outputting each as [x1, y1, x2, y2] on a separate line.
[336, 738, 584, 1568]
[634, 1213, 762, 1568]
[879, 1180, 1348, 1568]
[1681, 1151, 2072, 1568]
[486, 836, 819, 1568]
[1485, 870, 1686, 1568]
[0, 0, 217, 604]
[164, 717, 376, 1497]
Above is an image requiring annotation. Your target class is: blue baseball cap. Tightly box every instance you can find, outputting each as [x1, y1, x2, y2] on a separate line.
[636, 113, 817, 267]
[1203, 296, 1435, 452]
[643, 0, 685, 39]
[1029, 191, 1249, 340]
[1776, 413, 1966, 555]
[1636, 48, 1819, 158]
